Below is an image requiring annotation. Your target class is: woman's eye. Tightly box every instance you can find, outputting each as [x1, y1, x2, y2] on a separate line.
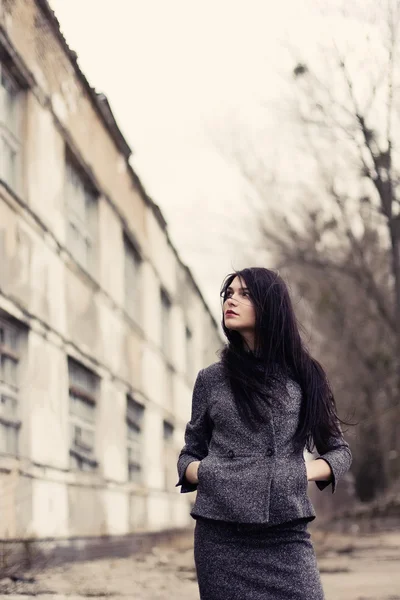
[224, 290, 249, 299]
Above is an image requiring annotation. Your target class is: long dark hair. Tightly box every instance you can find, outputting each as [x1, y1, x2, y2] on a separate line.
[218, 267, 346, 454]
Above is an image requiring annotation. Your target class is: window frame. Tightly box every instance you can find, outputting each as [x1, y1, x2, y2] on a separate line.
[68, 357, 99, 471]
[126, 394, 144, 483]
[163, 419, 174, 443]
[0, 62, 22, 193]
[65, 158, 98, 274]
[0, 315, 24, 456]
[160, 288, 171, 357]
[124, 234, 142, 322]
[162, 419, 175, 490]
[185, 326, 193, 378]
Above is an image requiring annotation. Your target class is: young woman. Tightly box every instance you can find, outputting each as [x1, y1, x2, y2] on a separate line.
[176, 267, 352, 600]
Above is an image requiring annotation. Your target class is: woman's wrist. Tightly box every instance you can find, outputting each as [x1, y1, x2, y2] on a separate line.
[185, 460, 201, 484]
[306, 458, 332, 482]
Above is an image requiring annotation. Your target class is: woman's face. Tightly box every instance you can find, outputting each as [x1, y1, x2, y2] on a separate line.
[223, 276, 256, 333]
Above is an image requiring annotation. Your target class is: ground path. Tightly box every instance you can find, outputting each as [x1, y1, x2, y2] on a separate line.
[1, 527, 399, 599]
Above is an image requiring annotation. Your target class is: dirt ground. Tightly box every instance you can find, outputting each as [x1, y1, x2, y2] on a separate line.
[1, 527, 399, 600]
[314, 528, 400, 600]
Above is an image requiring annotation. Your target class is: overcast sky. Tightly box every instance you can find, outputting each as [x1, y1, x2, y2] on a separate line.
[49, 0, 354, 319]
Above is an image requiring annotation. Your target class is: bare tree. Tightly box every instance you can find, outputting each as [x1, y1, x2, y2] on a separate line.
[214, 1, 400, 502]
[293, 0, 400, 347]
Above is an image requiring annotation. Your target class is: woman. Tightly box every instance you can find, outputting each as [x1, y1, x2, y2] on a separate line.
[176, 267, 352, 600]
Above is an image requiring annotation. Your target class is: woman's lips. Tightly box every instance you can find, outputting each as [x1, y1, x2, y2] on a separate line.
[225, 312, 238, 317]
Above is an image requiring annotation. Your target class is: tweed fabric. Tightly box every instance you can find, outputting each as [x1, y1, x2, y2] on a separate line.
[176, 361, 352, 526]
[194, 516, 325, 600]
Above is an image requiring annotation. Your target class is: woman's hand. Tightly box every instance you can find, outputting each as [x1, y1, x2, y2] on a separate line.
[305, 458, 333, 482]
[185, 460, 201, 484]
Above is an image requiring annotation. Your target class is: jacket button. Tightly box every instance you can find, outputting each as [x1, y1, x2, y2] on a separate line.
[266, 447, 274, 456]
[228, 450, 234, 458]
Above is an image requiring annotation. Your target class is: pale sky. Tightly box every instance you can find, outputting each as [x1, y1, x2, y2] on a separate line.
[49, 0, 359, 319]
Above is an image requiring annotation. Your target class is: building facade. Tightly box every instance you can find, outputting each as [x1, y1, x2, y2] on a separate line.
[0, 0, 222, 540]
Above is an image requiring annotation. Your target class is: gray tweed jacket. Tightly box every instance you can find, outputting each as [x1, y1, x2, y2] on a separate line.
[175, 361, 352, 525]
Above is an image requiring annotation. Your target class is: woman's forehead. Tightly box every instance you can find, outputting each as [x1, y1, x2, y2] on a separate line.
[228, 276, 248, 289]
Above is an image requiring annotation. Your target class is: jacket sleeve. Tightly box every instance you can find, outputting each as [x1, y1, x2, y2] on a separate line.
[175, 368, 212, 493]
[314, 420, 352, 494]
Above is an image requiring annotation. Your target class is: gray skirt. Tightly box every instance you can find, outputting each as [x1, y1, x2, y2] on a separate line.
[194, 517, 325, 600]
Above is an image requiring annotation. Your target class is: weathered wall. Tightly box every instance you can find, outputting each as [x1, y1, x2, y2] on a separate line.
[0, 0, 222, 540]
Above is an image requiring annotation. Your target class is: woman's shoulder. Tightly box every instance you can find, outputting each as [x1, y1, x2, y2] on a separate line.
[198, 361, 225, 384]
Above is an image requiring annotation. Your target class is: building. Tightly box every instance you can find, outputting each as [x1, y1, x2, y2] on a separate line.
[0, 0, 222, 541]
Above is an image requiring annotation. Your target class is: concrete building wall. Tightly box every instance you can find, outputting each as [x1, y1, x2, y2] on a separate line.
[0, 0, 222, 540]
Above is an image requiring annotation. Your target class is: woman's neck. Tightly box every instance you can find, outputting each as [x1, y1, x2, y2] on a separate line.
[242, 333, 255, 353]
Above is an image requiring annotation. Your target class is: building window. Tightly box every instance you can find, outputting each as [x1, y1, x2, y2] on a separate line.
[185, 326, 193, 378]
[68, 358, 98, 471]
[65, 160, 98, 273]
[0, 315, 24, 455]
[160, 288, 171, 357]
[163, 420, 174, 441]
[126, 395, 144, 483]
[166, 364, 174, 410]
[124, 235, 142, 321]
[0, 64, 21, 192]
[163, 419, 175, 490]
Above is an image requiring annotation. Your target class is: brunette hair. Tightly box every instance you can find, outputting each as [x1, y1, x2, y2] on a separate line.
[218, 267, 346, 453]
